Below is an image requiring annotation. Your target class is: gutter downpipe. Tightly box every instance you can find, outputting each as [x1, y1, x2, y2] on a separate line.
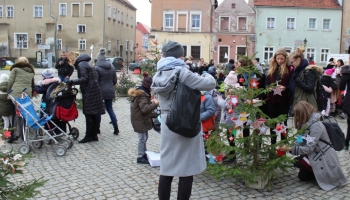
[103, 0, 106, 48]
[340, 2, 344, 53]
[49, 0, 58, 62]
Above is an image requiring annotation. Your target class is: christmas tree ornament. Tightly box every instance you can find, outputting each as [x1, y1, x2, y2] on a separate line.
[209, 154, 216, 164]
[251, 121, 261, 130]
[203, 134, 210, 141]
[303, 135, 315, 144]
[296, 135, 303, 143]
[232, 118, 244, 128]
[239, 77, 244, 83]
[276, 148, 286, 157]
[237, 132, 243, 138]
[256, 116, 267, 124]
[3, 131, 11, 138]
[249, 78, 259, 89]
[273, 124, 284, 135]
[231, 95, 239, 107]
[229, 136, 234, 141]
[228, 108, 233, 114]
[272, 87, 283, 96]
[246, 119, 252, 125]
[232, 129, 237, 136]
[259, 125, 268, 135]
[215, 154, 224, 162]
[239, 112, 250, 122]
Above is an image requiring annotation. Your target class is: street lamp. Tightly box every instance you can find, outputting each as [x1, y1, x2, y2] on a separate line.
[303, 38, 307, 48]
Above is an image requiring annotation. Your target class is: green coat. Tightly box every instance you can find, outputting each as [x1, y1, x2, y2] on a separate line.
[0, 81, 13, 116]
[7, 62, 35, 98]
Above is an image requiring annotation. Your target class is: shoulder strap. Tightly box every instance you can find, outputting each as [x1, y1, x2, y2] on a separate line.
[167, 70, 180, 112]
[307, 121, 332, 147]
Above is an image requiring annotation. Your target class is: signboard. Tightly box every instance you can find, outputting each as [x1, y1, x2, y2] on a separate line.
[38, 45, 50, 49]
[328, 54, 350, 64]
[47, 53, 53, 68]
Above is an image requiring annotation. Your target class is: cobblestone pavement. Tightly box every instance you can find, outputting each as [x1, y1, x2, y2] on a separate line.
[1, 68, 350, 199]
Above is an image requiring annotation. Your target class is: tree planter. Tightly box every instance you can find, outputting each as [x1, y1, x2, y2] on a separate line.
[245, 175, 269, 189]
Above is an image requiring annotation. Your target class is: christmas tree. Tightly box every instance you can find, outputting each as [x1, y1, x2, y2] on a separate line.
[206, 54, 297, 189]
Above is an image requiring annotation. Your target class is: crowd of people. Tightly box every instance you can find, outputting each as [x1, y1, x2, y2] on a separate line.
[0, 40, 349, 199]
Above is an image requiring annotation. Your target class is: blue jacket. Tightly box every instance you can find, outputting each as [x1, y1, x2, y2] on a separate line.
[200, 94, 216, 121]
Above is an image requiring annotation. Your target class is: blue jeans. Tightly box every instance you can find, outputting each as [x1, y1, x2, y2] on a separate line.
[138, 131, 148, 157]
[104, 99, 118, 128]
[58, 76, 69, 83]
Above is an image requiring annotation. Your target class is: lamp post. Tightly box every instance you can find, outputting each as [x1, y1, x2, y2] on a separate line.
[133, 43, 138, 63]
[19, 35, 23, 57]
[303, 38, 307, 49]
[65, 45, 68, 52]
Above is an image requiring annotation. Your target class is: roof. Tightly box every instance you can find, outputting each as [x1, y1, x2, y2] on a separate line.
[136, 22, 150, 34]
[254, 0, 341, 9]
[120, 0, 137, 10]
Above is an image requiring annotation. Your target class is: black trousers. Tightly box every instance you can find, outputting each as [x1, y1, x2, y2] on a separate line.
[158, 175, 193, 200]
[84, 114, 98, 138]
[346, 114, 350, 147]
[268, 103, 289, 144]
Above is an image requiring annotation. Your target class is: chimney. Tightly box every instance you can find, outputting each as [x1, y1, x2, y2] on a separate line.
[247, 0, 254, 9]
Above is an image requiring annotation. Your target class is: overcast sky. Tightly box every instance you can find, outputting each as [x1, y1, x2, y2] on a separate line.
[129, 0, 226, 27]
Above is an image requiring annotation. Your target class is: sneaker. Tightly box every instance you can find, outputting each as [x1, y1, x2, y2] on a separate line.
[137, 157, 150, 164]
[340, 113, 346, 119]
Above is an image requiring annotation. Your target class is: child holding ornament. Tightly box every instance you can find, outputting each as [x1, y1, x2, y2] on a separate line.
[279, 101, 347, 191]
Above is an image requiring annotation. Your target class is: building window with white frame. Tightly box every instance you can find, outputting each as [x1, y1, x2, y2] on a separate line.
[58, 24, 63, 31]
[6, 6, 14, 18]
[283, 47, 293, 53]
[238, 16, 247, 30]
[164, 11, 174, 31]
[59, 3, 67, 16]
[220, 16, 229, 31]
[107, 41, 111, 51]
[14, 33, 28, 49]
[263, 47, 274, 61]
[33, 5, 43, 18]
[191, 13, 201, 32]
[107, 5, 111, 19]
[116, 39, 120, 56]
[308, 18, 317, 30]
[287, 18, 295, 30]
[323, 19, 331, 30]
[142, 36, 148, 48]
[320, 48, 329, 62]
[126, 14, 129, 25]
[191, 46, 201, 59]
[57, 39, 62, 50]
[84, 3, 93, 17]
[306, 48, 315, 61]
[121, 12, 124, 23]
[78, 39, 86, 50]
[267, 17, 275, 29]
[113, 8, 116, 20]
[72, 3, 79, 17]
[35, 34, 42, 44]
[0, 6, 2, 17]
[130, 41, 133, 52]
[117, 10, 121, 22]
[219, 46, 229, 63]
[77, 25, 86, 33]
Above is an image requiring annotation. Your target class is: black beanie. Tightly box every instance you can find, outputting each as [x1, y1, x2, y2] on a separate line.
[162, 41, 184, 58]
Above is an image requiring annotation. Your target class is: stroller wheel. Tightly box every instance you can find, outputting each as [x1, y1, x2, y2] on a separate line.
[19, 144, 31, 155]
[61, 139, 73, 149]
[32, 141, 44, 149]
[55, 145, 67, 156]
[43, 135, 52, 144]
[70, 127, 79, 140]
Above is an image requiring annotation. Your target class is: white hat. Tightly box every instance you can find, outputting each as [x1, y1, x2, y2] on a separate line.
[0, 74, 9, 83]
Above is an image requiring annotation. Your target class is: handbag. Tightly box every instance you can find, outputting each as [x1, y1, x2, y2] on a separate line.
[165, 70, 202, 138]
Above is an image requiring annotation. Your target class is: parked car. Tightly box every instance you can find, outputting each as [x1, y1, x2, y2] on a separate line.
[129, 59, 156, 72]
[106, 57, 124, 71]
[36, 59, 48, 68]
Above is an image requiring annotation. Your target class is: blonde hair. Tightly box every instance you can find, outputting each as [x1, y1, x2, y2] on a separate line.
[67, 51, 80, 66]
[17, 57, 29, 64]
[289, 48, 305, 60]
[268, 48, 289, 77]
[293, 101, 316, 130]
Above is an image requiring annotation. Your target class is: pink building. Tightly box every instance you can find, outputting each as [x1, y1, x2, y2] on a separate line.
[135, 22, 150, 61]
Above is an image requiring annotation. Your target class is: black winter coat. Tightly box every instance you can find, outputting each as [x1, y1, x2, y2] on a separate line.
[72, 54, 105, 115]
[95, 59, 117, 100]
[55, 58, 74, 77]
[339, 65, 350, 115]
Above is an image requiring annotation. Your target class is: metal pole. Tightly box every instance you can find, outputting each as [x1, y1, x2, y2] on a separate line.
[20, 36, 22, 57]
[49, 0, 58, 61]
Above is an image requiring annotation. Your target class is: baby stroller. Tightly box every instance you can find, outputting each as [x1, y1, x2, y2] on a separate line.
[45, 82, 80, 140]
[8, 88, 73, 156]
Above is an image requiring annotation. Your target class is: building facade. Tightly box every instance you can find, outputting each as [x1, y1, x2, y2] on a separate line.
[340, 0, 350, 54]
[212, 0, 255, 64]
[135, 22, 150, 61]
[254, 0, 342, 66]
[149, 0, 214, 62]
[0, 0, 136, 64]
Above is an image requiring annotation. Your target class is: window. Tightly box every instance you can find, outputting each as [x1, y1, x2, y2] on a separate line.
[113, 8, 116, 20]
[78, 39, 86, 50]
[14, 33, 28, 49]
[77, 25, 86, 33]
[121, 12, 124, 23]
[72, 3, 79, 17]
[238, 17, 247, 31]
[263, 47, 274, 61]
[119, 45, 123, 57]
[117, 10, 121, 22]
[308, 18, 317, 30]
[348, 29, 350, 35]
[6, 6, 14, 18]
[0, 6, 2, 17]
[231, 4, 236, 8]
[191, 46, 201, 59]
[107, 41, 111, 51]
[287, 18, 295, 30]
[266, 17, 275, 29]
[323, 19, 331, 30]
[283, 47, 293, 53]
[107, 5, 111, 19]
[126, 14, 129, 25]
[130, 41, 133, 52]
[33, 5, 43, 18]
[59, 3, 67, 16]
[190, 13, 201, 32]
[320, 48, 330, 62]
[236, 46, 246, 60]
[220, 17, 229, 31]
[35, 34, 42, 44]
[116, 39, 120, 56]
[306, 48, 316, 61]
[126, 40, 129, 51]
[177, 12, 187, 32]
[219, 46, 229, 63]
[142, 37, 148, 48]
[57, 24, 63, 31]
[164, 11, 174, 31]
[57, 39, 62, 50]
[183, 46, 187, 57]
[131, 17, 134, 26]
[84, 3, 92, 17]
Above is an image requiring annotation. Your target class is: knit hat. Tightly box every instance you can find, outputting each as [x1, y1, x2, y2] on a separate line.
[41, 68, 54, 79]
[142, 72, 152, 89]
[324, 68, 335, 76]
[0, 74, 9, 83]
[224, 71, 238, 85]
[97, 48, 107, 61]
[162, 41, 184, 58]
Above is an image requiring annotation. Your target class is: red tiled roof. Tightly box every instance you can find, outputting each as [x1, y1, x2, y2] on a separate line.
[254, 0, 341, 9]
[136, 22, 150, 34]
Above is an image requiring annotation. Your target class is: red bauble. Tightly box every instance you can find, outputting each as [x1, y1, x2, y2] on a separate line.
[239, 77, 244, 83]
[3, 131, 11, 138]
[228, 108, 233, 114]
[276, 125, 282, 131]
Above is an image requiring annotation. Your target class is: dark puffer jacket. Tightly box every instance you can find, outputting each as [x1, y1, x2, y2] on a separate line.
[95, 59, 117, 100]
[128, 87, 158, 133]
[0, 81, 13, 116]
[71, 54, 105, 115]
[339, 65, 350, 115]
